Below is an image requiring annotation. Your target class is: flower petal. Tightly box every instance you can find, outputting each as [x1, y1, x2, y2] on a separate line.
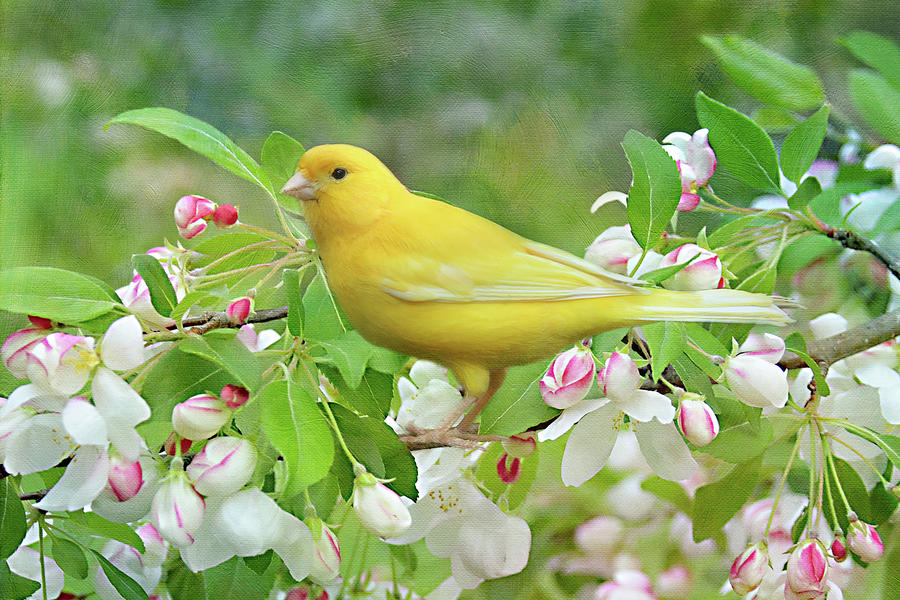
[4, 413, 75, 475]
[62, 397, 108, 446]
[92, 367, 150, 461]
[7, 547, 65, 600]
[590, 191, 628, 213]
[619, 389, 675, 423]
[34, 445, 109, 511]
[100, 315, 146, 371]
[634, 420, 698, 481]
[561, 404, 620, 487]
[538, 398, 609, 442]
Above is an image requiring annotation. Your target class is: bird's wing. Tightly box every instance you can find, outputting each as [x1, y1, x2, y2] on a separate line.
[379, 236, 649, 304]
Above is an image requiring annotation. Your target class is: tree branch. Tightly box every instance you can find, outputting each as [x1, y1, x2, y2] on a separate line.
[166, 306, 289, 335]
[825, 227, 900, 282]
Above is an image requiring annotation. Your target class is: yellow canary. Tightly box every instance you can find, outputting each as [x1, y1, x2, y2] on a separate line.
[282, 144, 788, 427]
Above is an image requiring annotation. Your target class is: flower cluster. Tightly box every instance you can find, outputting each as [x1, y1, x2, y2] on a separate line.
[174, 194, 239, 239]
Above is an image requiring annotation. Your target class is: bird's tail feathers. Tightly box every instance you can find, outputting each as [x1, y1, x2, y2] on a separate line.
[627, 288, 792, 325]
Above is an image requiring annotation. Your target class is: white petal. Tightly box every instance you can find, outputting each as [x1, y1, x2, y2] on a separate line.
[879, 386, 900, 424]
[410, 360, 449, 387]
[619, 389, 675, 423]
[662, 131, 692, 149]
[397, 377, 418, 402]
[91, 456, 163, 523]
[7, 547, 65, 600]
[634, 420, 698, 481]
[62, 397, 108, 446]
[92, 367, 150, 461]
[538, 398, 609, 441]
[561, 404, 620, 486]
[4, 413, 75, 475]
[863, 144, 900, 171]
[254, 329, 281, 351]
[1, 384, 44, 418]
[809, 313, 848, 339]
[425, 577, 463, 600]
[180, 496, 236, 572]
[590, 191, 628, 213]
[34, 445, 109, 511]
[855, 363, 900, 389]
[100, 315, 146, 371]
[271, 509, 315, 582]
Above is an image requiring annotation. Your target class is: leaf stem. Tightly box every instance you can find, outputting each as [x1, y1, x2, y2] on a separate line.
[765, 425, 803, 539]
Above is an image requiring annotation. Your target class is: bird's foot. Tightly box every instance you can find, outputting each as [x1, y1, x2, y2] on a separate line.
[399, 425, 505, 450]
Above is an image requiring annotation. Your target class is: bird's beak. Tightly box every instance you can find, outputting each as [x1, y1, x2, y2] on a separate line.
[281, 171, 316, 202]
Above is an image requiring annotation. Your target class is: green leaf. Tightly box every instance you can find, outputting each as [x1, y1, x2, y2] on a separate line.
[260, 379, 334, 497]
[871, 198, 900, 236]
[283, 269, 303, 337]
[302, 271, 348, 342]
[752, 107, 800, 133]
[684, 323, 729, 357]
[807, 181, 880, 228]
[166, 565, 206, 600]
[642, 322, 686, 381]
[869, 481, 899, 526]
[0, 562, 39, 599]
[318, 330, 375, 388]
[324, 366, 394, 419]
[189, 232, 272, 262]
[474, 442, 538, 511]
[66, 512, 145, 552]
[51, 537, 89, 579]
[107, 108, 269, 191]
[787, 177, 823, 211]
[641, 475, 693, 514]
[0, 479, 26, 558]
[708, 212, 781, 249]
[180, 335, 262, 391]
[141, 346, 234, 416]
[672, 353, 715, 401]
[621, 130, 682, 251]
[591, 327, 630, 354]
[204, 557, 275, 600]
[826, 458, 872, 530]
[331, 404, 418, 499]
[786, 345, 831, 396]
[849, 70, 900, 145]
[638, 254, 699, 285]
[0, 267, 120, 323]
[169, 291, 220, 323]
[839, 31, 900, 90]
[92, 550, 150, 600]
[781, 105, 830, 184]
[701, 419, 774, 463]
[692, 456, 762, 542]
[368, 347, 409, 374]
[696, 92, 782, 193]
[261, 131, 306, 209]
[700, 35, 824, 110]
[479, 361, 559, 436]
[132, 254, 178, 318]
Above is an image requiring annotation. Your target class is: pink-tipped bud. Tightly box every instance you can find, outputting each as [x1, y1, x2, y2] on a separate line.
[306, 518, 341, 585]
[597, 352, 641, 403]
[502, 432, 536, 459]
[150, 471, 205, 548]
[285, 588, 311, 600]
[221, 384, 250, 408]
[729, 542, 769, 595]
[496, 453, 522, 484]
[164, 432, 193, 456]
[847, 518, 884, 563]
[27, 315, 53, 330]
[786, 539, 829, 599]
[1, 328, 45, 378]
[539, 347, 595, 409]
[575, 516, 623, 556]
[135, 523, 169, 568]
[107, 453, 144, 502]
[723, 354, 789, 409]
[676, 394, 719, 447]
[352, 472, 411, 538]
[584, 225, 642, 275]
[212, 203, 238, 228]
[831, 535, 848, 562]
[658, 244, 723, 291]
[186, 436, 257, 497]
[174, 195, 216, 240]
[226, 297, 253, 325]
[656, 565, 692, 598]
[172, 394, 230, 440]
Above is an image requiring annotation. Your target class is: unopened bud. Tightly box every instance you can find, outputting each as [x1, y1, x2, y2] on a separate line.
[676, 395, 719, 447]
[212, 203, 238, 228]
[226, 297, 253, 325]
[306, 517, 341, 585]
[352, 472, 411, 538]
[174, 195, 216, 240]
[539, 346, 595, 409]
[847, 519, 884, 563]
[502, 432, 536, 459]
[729, 542, 769, 595]
[186, 436, 257, 497]
[496, 453, 522, 484]
[221, 384, 250, 408]
[786, 538, 829, 599]
[164, 432, 193, 456]
[27, 315, 53, 329]
[107, 453, 144, 502]
[172, 394, 230, 440]
[831, 534, 848, 562]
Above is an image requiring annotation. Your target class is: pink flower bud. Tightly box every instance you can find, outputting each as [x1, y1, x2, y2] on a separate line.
[739, 332, 786, 364]
[831, 535, 847, 562]
[306, 518, 341, 585]
[847, 519, 883, 562]
[662, 128, 716, 188]
[212, 203, 238, 228]
[502, 432, 536, 459]
[174, 195, 216, 239]
[221, 384, 250, 408]
[786, 539, 829, 599]
[107, 453, 144, 502]
[27, 315, 53, 330]
[656, 565, 692, 598]
[540, 347, 595, 409]
[595, 570, 656, 600]
[723, 354, 789, 408]
[186, 436, 257, 497]
[676, 395, 719, 447]
[658, 244, 723, 291]
[285, 588, 311, 600]
[1, 328, 45, 378]
[352, 473, 411, 538]
[575, 515, 623, 556]
[164, 432, 192, 456]
[151, 471, 206, 547]
[226, 297, 253, 325]
[25, 332, 97, 395]
[135, 523, 169, 568]
[496, 453, 521, 483]
[585, 226, 642, 275]
[597, 352, 641, 403]
[172, 394, 230, 440]
[729, 543, 769, 595]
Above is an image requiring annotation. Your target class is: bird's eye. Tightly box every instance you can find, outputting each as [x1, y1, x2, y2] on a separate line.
[331, 168, 347, 180]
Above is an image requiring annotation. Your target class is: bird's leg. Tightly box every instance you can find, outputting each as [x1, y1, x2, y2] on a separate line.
[456, 369, 507, 433]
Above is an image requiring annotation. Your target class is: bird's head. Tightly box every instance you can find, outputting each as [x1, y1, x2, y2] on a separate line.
[281, 144, 405, 237]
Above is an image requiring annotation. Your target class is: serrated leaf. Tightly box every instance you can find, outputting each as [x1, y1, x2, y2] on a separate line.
[318, 330, 375, 388]
[696, 92, 782, 193]
[140, 346, 233, 416]
[0, 267, 120, 323]
[701, 419, 774, 463]
[204, 556, 274, 600]
[66, 512, 144, 552]
[0, 562, 40, 599]
[781, 105, 830, 184]
[0, 479, 26, 559]
[839, 31, 900, 90]
[692, 456, 762, 542]
[324, 366, 393, 419]
[52, 537, 88, 579]
[622, 130, 682, 251]
[302, 271, 348, 342]
[638, 254, 699, 285]
[849, 70, 900, 145]
[92, 550, 150, 600]
[180, 335, 262, 391]
[788, 176, 823, 210]
[107, 108, 269, 192]
[132, 254, 178, 318]
[701, 35, 824, 110]
[642, 322, 686, 381]
[261, 131, 306, 210]
[641, 475, 692, 514]
[260, 379, 334, 497]
[283, 269, 303, 337]
[479, 361, 559, 436]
